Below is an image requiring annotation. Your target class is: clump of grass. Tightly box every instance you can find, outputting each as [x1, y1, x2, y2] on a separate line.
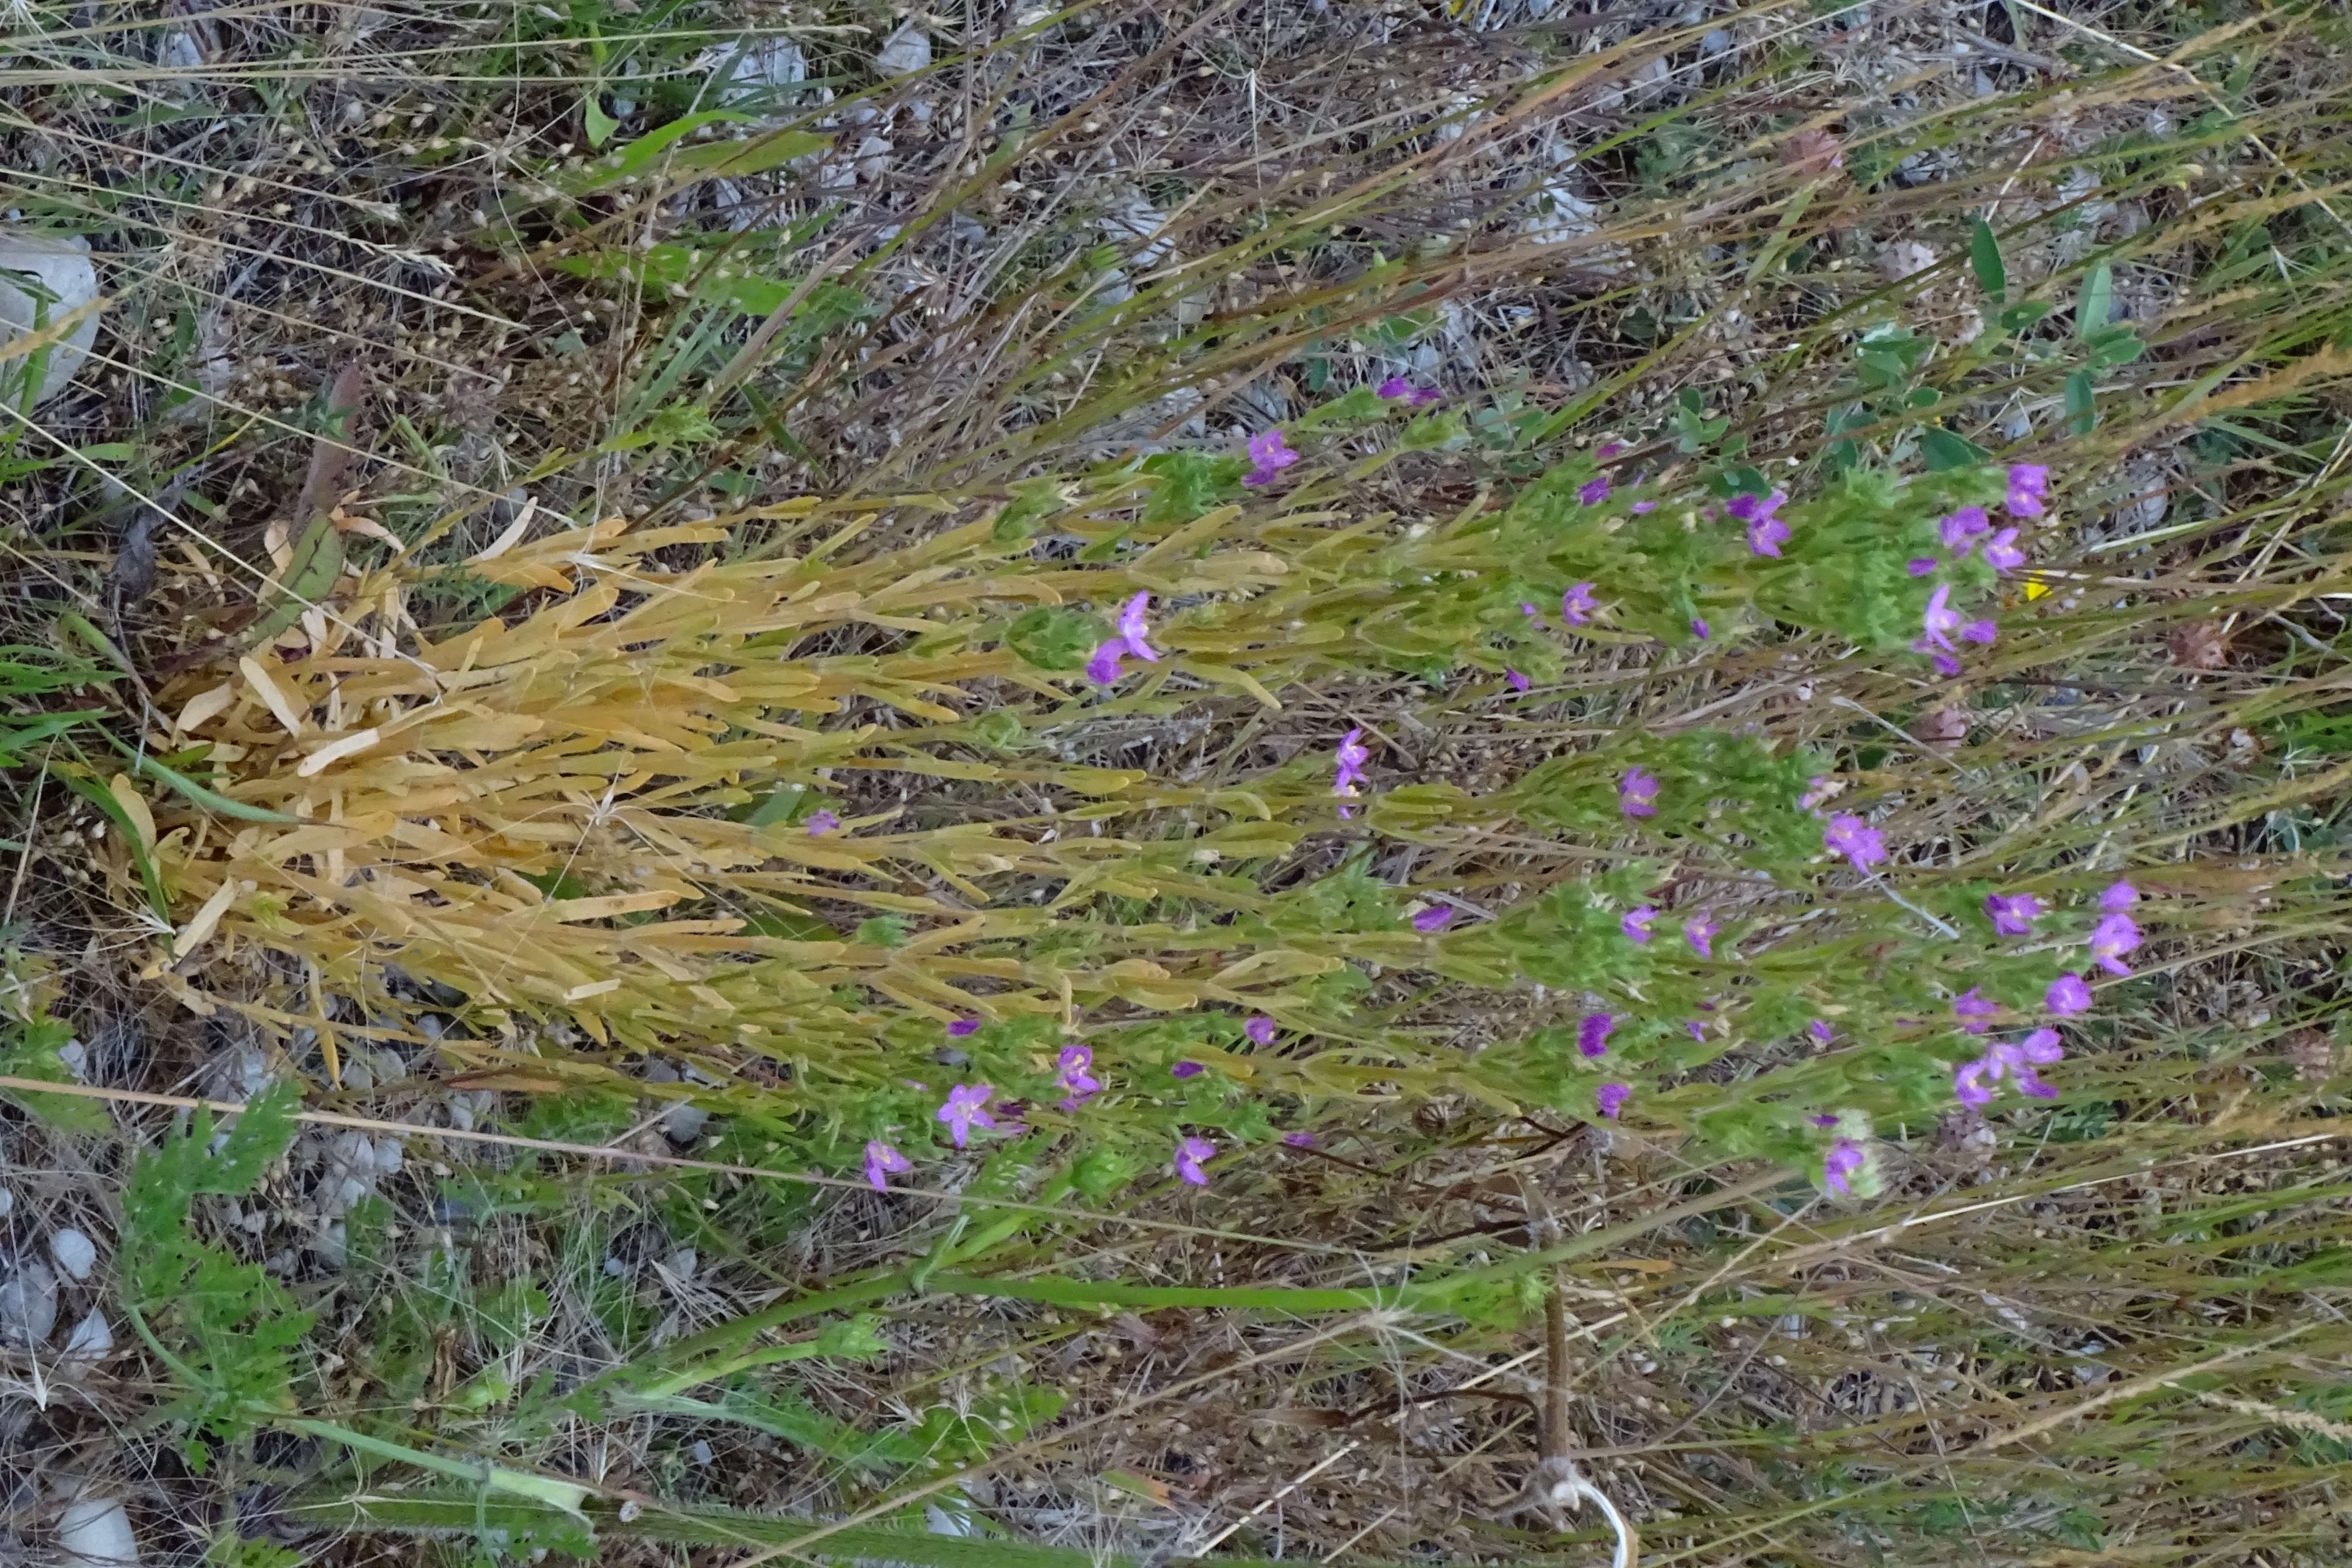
[1, 0, 2351, 1564]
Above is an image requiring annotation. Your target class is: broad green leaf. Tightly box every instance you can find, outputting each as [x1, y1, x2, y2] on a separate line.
[2067, 366, 2097, 434]
[2076, 260, 2113, 339]
[1968, 217, 2006, 302]
[1921, 427, 1989, 471]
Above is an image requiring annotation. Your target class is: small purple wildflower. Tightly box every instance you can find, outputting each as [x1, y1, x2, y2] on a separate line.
[1954, 1058, 1996, 1108]
[1683, 911, 1719, 959]
[2047, 973, 2092, 1016]
[1982, 528, 2024, 573]
[1730, 490, 1791, 557]
[1085, 641, 1125, 686]
[1562, 583, 1599, 625]
[1171, 1061, 1204, 1079]
[1691, 617, 1711, 640]
[1506, 669, 1530, 693]
[935, 1083, 997, 1148]
[1595, 1083, 1631, 1119]
[1939, 506, 1991, 554]
[1809, 1019, 1834, 1045]
[1413, 906, 1456, 934]
[1953, 988, 1999, 1035]
[2090, 911, 2141, 977]
[2100, 880, 2138, 913]
[1578, 1013, 1616, 1058]
[1985, 892, 2044, 937]
[1686, 1019, 1707, 1042]
[1631, 499, 1657, 514]
[1961, 619, 1997, 645]
[1377, 375, 1410, 399]
[1334, 726, 1369, 818]
[1809, 1113, 1840, 1128]
[1174, 1135, 1215, 1186]
[1921, 583, 1962, 654]
[1056, 1045, 1101, 1108]
[1929, 650, 1962, 678]
[2006, 463, 2049, 517]
[1115, 592, 1158, 663]
[1578, 477, 1612, 506]
[1597, 442, 1626, 458]
[1823, 1138, 1865, 1196]
[1521, 601, 1542, 619]
[864, 1140, 913, 1191]
[1907, 558, 1940, 578]
[1283, 1131, 1315, 1147]
[805, 809, 841, 836]
[1243, 428, 1300, 486]
[947, 1019, 980, 1038]
[1621, 906, 1656, 945]
[1800, 775, 1838, 812]
[1245, 1015, 1276, 1046]
[1619, 766, 1660, 819]
[1823, 813, 1886, 869]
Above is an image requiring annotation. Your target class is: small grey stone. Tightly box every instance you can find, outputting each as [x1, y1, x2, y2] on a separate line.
[0, 1259, 58, 1345]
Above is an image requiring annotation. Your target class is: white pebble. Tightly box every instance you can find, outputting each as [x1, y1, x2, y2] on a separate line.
[50, 1229, 98, 1282]
[55, 1495, 139, 1567]
[62, 1309, 113, 1361]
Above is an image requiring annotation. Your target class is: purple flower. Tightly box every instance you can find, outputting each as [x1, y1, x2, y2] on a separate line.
[1731, 491, 1790, 557]
[1801, 775, 1837, 812]
[1907, 557, 1940, 577]
[1597, 442, 1626, 458]
[2090, 911, 2141, 977]
[1115, 592, 1158, 663]
[2006, 463, 2049, 517]
[947, 1019, 980, 1038]
[805, 809, 842, 836]
[1334, 726, 1369, 817]
[1578, 1013, 1616, 1058]
[1245, 1015, 1276, 1046]
[1683, 912, 1719, 959]
[1171, 1061, 1204, 1079]
[1619, 766, 1660, 819]
[1939, 506, 1991, 553]
[1505, 669, 1530, 693]
[1982, 528, 2024, 573]
[2099, 880, 2138, 913]
[1808, 1019, 1833, 1045]
[1243, 428, 1299, 486]
[1824, 813, 1885, 869]
[1686, 1019, 1706, 1042]
[1631, 500, 1657, 514]
[864, 1139, 912, 1191]
[1282, 1131, 1315, 1147]
[1961, 619, 1997, 644]
[2047, 973, 2092, 1016]
[1595, 1083, 1631, 1119]
[1954, 1058, 1996, 1107]
[1823, 1138, 1864, 1196]
[1809, 1113, 1839, 1128]
[1578, 477, 1611, 506]
[935, 1083, 997, 1148]
[1413, 906, 1456, 933]
[1376, 376, 1440, 406]
[1174, 1134, 1215, 1185]
[1085, 641, 1125, 686]
[1621, 906, 1656, 944]
[1562, 583, 1598, 625]
[1954, 988, 1998, 1034]
[1691, 617, 1711, 640]
[1985, 892, 2043, 937]
[1056, 1044, 1101, 1107]
[1520, 601, 1542, 619]
[1921, 583, 1961, 653]
[1996, 1028, 2064, 1098]
[1929, 651, 1962, 678]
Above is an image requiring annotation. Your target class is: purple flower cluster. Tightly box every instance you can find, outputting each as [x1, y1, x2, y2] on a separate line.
[1729, 490, 1790, 558]
[1944, 881, 2144, 1110]
[1906, 465, 2047, 677]
[1333, 727, 1369, 819]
